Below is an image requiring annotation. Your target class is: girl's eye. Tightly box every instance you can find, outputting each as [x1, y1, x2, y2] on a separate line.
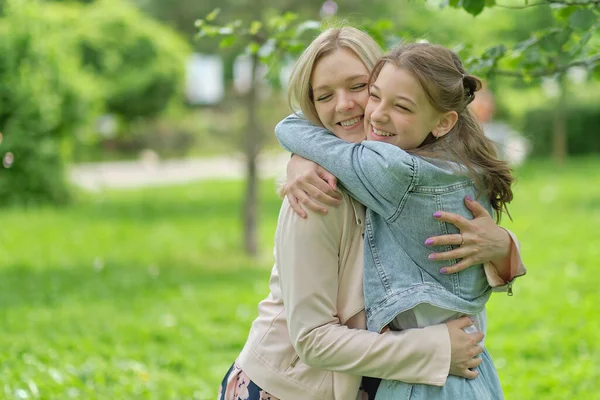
[369, 93, 380, 100]
[396, 104, 410, 112]
[351, 83, 367, 90]
[316, 94, 332, 102]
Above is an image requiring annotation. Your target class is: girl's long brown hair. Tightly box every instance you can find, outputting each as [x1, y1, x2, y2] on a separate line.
[369, 43, 514, 221]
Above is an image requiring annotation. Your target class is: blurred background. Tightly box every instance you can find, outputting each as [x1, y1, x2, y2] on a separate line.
[0, 0, 598, 399]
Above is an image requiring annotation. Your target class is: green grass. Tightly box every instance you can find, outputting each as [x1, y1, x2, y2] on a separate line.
[0, 158, 599, 399]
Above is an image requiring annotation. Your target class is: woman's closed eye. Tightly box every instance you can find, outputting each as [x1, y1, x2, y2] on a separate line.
[395, 104, 411, 112]
[351, 83, 367, 91]
[316, 93, 332, 102]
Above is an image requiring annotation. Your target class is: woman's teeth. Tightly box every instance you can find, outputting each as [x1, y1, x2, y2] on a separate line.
[373, 127, 395, 137]
[340, 117, 361, 127]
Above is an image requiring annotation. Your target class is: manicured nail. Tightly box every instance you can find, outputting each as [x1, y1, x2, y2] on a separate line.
[466, 195, 473, 202]
[433, 211, 442, 218]
[428, 254, 436, 260]
[424, 238, 434, 246]
[440, 268, 448, 274]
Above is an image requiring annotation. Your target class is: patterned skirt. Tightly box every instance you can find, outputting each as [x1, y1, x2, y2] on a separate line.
[218, 362, 278, 400]
[218, 361, 379, 400]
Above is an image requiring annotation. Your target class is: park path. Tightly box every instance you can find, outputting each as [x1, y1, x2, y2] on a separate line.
[68, 151, 289, 190]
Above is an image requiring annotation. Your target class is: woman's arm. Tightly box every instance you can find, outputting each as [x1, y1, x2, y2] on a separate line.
[275, 198, 483, 385]
[275, 114, 415, 219]
[282, 160, 527, 288]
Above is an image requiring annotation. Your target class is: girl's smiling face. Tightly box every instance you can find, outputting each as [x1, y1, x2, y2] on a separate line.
[311, 48, 371, 143]
[365, 63, 446, 150]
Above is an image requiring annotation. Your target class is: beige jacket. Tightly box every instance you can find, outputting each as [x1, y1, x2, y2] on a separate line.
[238, 192, 525, 400]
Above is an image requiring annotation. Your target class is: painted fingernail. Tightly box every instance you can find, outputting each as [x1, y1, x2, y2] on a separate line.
[424, 238, 434, 246]
[466, 195, 473, 202]
[440, 268, 448, 274]
[428, 254, 436, 260]
[433, 211, 442, 218]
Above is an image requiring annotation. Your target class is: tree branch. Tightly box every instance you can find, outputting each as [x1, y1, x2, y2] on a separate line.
[492, 53, 600, 77]
[496, 0, 600, 9]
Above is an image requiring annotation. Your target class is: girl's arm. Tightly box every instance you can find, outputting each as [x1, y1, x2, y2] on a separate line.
[485, 229, 526, 292]
[278, 155, 342, 218]
[283, 160, 527, 288]
[425, 197, 527, 290]
[276, 197, 476, 385]
[275, 114, 415, 220]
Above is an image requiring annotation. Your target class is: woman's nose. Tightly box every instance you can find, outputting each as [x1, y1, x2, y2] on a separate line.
[335, 93, 355, 113]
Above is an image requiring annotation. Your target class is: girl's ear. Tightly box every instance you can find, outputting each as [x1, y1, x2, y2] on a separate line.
[432, 111, 459, 138]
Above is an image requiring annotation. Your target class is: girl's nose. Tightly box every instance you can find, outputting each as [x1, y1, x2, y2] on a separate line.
[370, 105, 388, 123]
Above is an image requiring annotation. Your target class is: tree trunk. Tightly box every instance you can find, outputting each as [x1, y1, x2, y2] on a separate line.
[552, 75, 567, 165]
[243, 53, 261, 256]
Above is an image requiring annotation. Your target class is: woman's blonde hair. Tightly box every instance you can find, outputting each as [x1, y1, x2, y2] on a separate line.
[369, 43, 514, 220]
[287, 27, 383, 126]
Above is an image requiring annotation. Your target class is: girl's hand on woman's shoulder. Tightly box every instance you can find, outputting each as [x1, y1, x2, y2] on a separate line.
[284, 155, 342, 218]
[425, 196, 511, 277]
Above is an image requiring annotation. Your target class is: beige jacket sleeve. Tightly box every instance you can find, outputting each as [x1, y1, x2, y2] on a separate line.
[484, 229, 527, 293]
[275, 199, 451, 386]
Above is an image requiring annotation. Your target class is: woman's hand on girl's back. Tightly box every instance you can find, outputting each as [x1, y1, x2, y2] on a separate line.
[446, 317, 485, 379]
[284, 155, 342, 218]
[425, 196, 511, 276]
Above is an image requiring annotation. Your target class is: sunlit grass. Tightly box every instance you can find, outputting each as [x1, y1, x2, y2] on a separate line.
[0, 158, 598, 399]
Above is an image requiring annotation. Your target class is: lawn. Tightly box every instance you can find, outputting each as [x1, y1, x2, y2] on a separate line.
[0, 158, 598, 399]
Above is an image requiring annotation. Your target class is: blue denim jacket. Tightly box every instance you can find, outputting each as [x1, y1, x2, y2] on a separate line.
[275, 114, 493, 333]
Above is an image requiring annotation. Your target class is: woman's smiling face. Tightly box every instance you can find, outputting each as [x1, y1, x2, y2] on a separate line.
[311, 48, 371, 143]
[365, 63, 442, 150]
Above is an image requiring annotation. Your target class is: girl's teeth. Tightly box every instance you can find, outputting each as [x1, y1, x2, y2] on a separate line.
[373, 127, 394, 137]
[340, 117, 361, 127]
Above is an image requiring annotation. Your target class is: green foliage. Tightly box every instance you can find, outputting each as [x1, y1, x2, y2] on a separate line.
[196, 9, 322, 87]
[75, 0, 190, 120]
[569, 8, 597, 31]
[196, 9, 413, 89]
[523, 102, 600, 157]
[0, 0, 192, 206]
[462, 0, 486, 16]
[445, 0, 600, 80]
[135, 0, 395, 44]
[353, 17, 410, 49]
[0, 0, 100, 206]
[0, 159, 599, 397]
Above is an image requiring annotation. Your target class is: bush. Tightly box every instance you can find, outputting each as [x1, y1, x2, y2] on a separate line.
[522, 102, 600, 157]
[0, 0, 191, 205]
[76, 0, 190, 120]
[0, 1, 100, 206]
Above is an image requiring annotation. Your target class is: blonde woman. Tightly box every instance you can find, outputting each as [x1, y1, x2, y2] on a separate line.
[219, 27, 525, 400]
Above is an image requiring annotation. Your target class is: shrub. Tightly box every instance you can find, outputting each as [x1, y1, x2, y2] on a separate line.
[0, 0, 100, 206]
[522, 103, 600, 157]
[76, 0, 190, 120]
[0, 0, 191, 205]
